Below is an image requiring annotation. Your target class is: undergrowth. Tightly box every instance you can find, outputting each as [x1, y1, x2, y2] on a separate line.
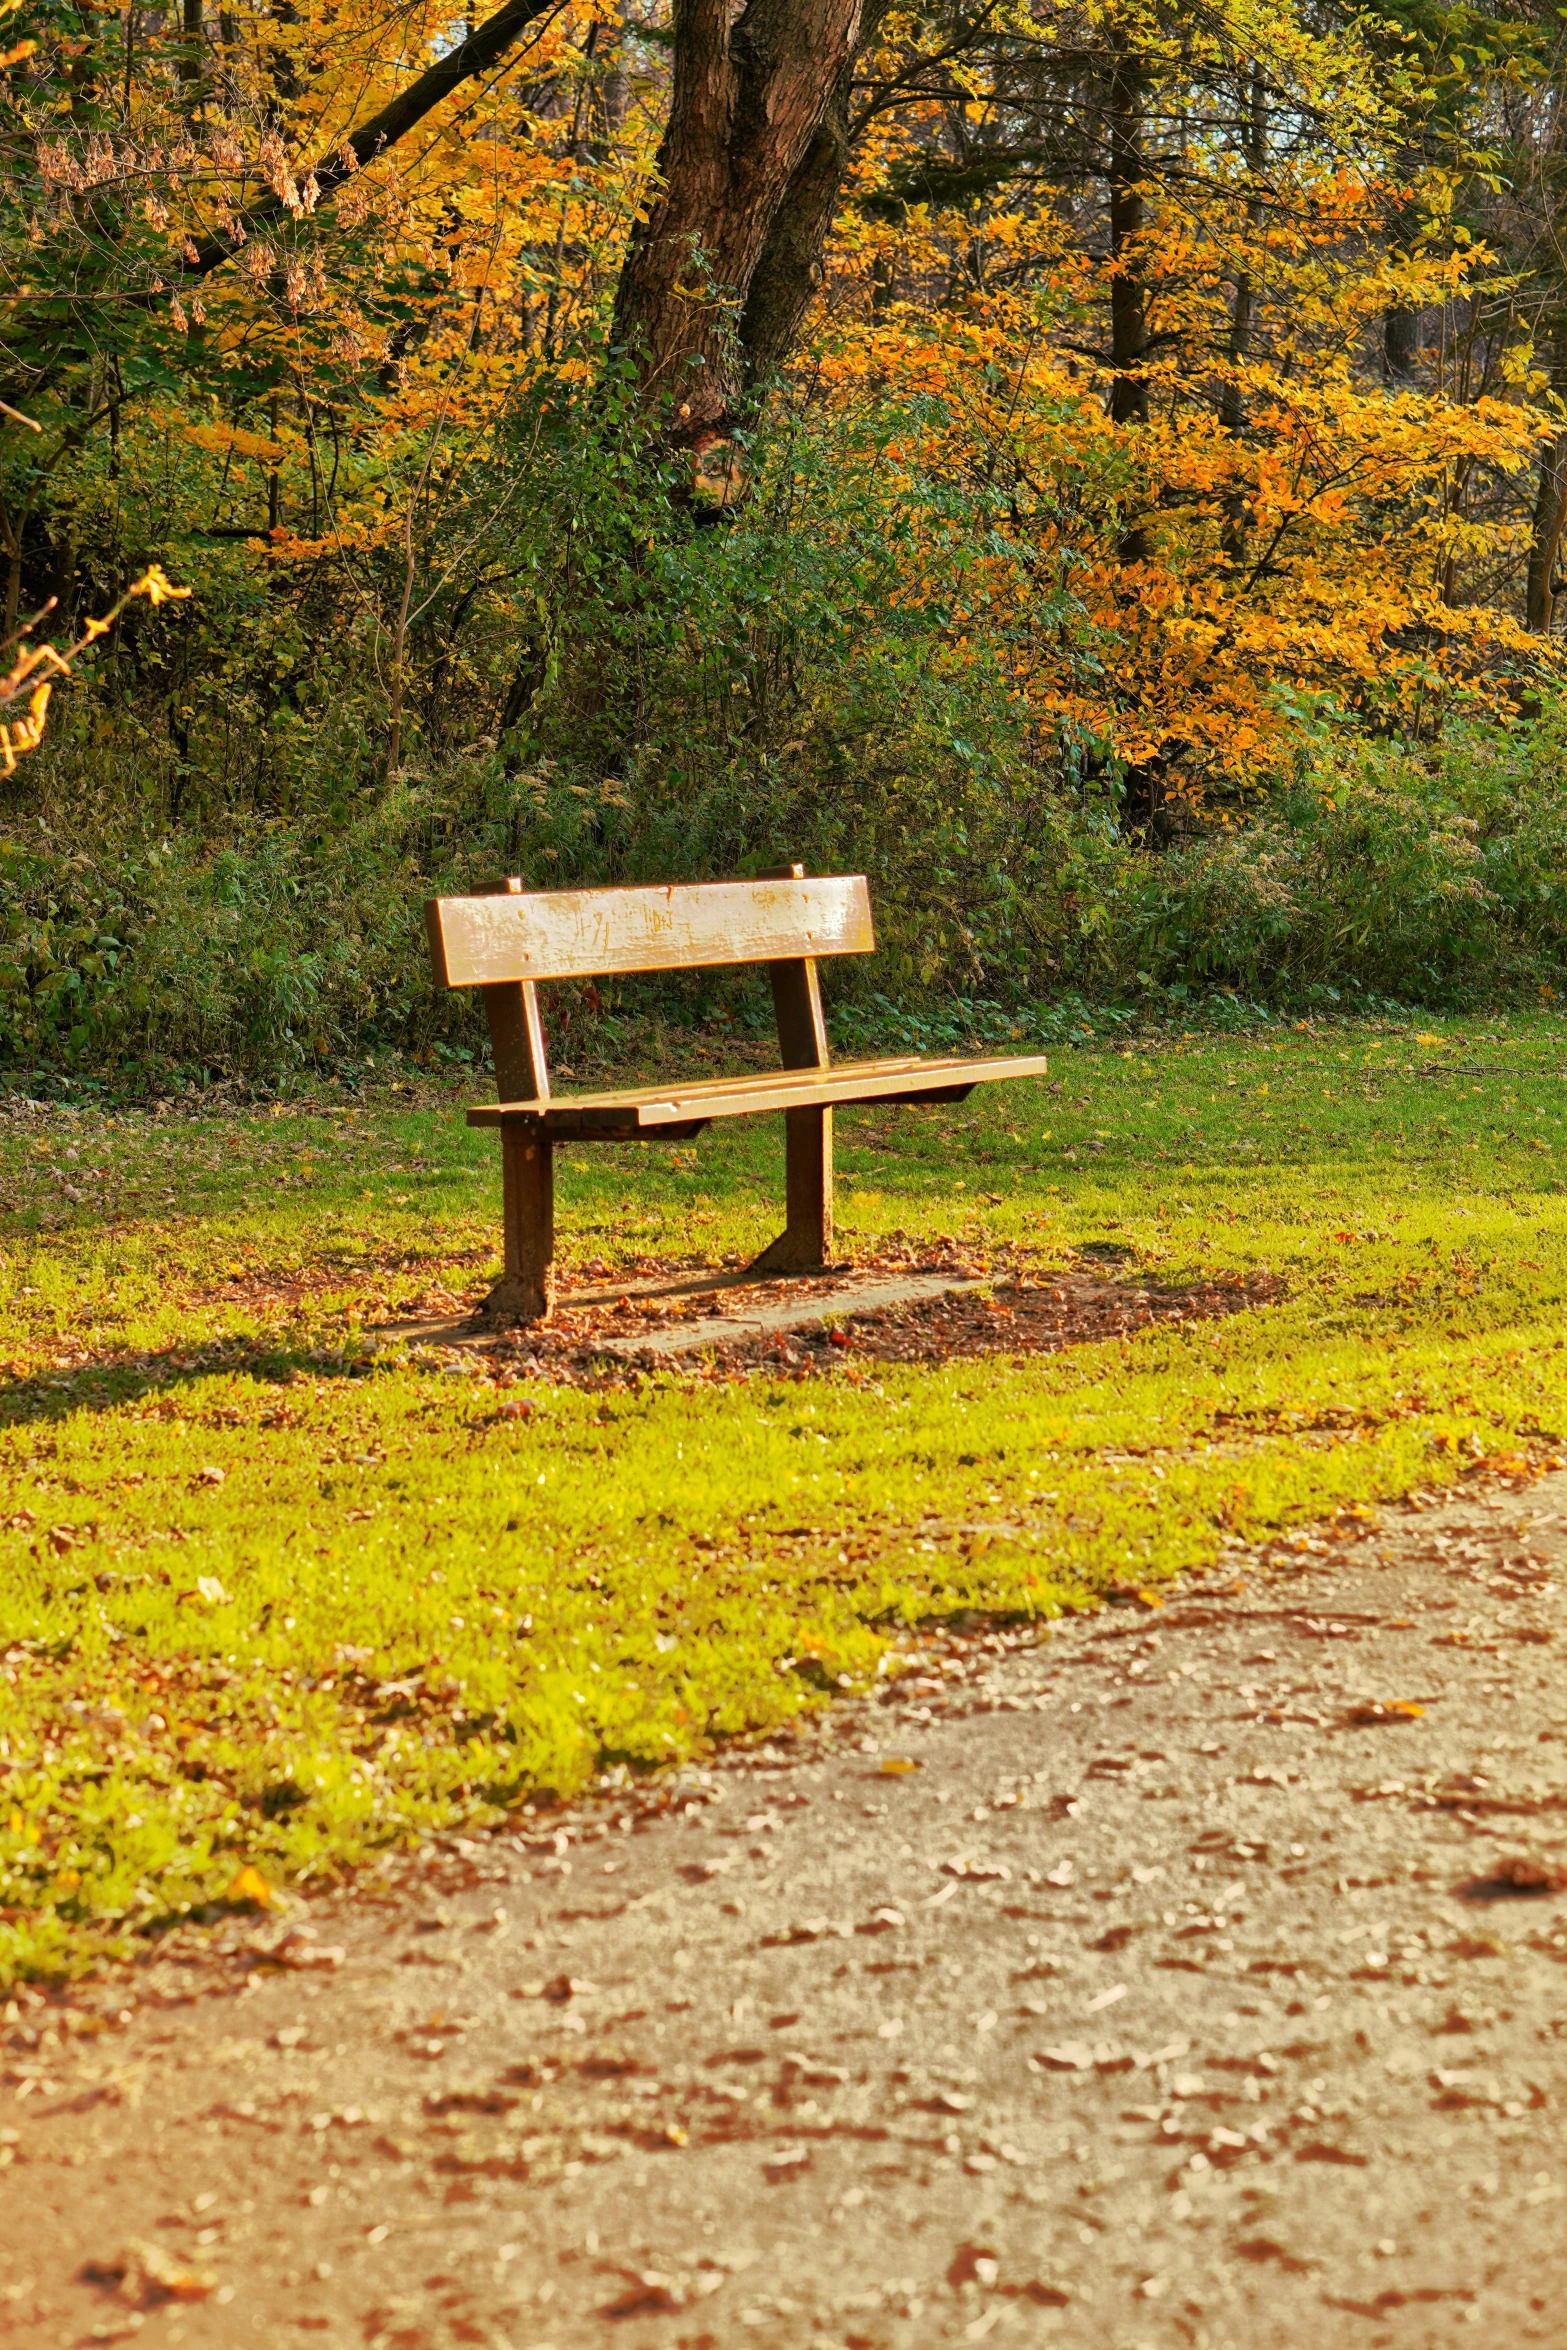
[8, 699, 1567, 1087]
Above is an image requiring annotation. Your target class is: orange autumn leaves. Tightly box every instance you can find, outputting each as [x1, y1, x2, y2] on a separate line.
[15, 0, 1559, 803]
[808, 183, 1549, 792]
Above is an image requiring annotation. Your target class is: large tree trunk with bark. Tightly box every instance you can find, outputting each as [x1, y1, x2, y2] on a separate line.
[609, 0, 872, 448]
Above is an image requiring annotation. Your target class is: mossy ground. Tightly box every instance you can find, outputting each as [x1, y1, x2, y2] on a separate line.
[3, 1012, 1566, 1983]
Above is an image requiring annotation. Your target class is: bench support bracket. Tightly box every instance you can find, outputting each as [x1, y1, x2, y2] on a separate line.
[474, 876, 556, 1325]
[751, 1104, 833, 1273]
[751, 876, 835, 1272]
[476, 1124, 555, 1326]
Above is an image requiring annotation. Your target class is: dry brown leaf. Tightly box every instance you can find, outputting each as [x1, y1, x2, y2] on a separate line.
[1033, 2042, 1093, 2071]
[1465, 1854, 1567, 1898]
[600, 2275, 683, 2318]
[83, 2240, 217, 2307]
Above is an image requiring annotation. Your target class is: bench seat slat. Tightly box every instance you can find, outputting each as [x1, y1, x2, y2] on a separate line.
[465, 1052, 1049, 1130]
[428, 875, 874, 988]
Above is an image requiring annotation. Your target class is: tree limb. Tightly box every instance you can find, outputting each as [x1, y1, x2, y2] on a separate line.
[184, 0, 566, 280]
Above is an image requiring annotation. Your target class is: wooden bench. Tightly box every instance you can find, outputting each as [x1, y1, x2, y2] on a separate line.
[424, 866, 1049, 1325]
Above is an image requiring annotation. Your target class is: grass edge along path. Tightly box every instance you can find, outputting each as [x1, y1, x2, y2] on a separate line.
[3, 1013, 1567, 1985]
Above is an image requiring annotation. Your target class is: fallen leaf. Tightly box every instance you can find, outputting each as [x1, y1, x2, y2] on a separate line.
[776, 1917, 850, 1943]
[601, 2276, 683, 2318]
[1462, 1854, 1567, 1898]
[423, 2088, 521, 2117]
[1104, 1577, 1165, 1611]
[1034, 2042, 1093, 2071]
[83, 2240, 218, 2307]
[278, 1938, 344, 1971]
[1092, 1923, 1140, 1951]
[1235, 2238, 1313, 2273]
[948, 2247, 1000, 2288]
[225, 1865, 279, 1911]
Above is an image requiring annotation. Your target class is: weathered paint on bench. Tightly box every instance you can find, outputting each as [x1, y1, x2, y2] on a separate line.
[426, 874, 874, 989]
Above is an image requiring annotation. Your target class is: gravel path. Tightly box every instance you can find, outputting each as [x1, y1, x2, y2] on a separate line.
[4, 1472, 1566, 2350]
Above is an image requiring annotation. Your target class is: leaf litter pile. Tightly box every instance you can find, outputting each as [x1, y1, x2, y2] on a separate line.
[430, 1242, 1283, 1384]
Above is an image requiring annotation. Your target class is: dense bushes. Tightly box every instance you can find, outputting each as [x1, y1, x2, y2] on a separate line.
[6, 711, 1567, 1085]
[1114, 726, 1567, 1008]
[6, 386, 1567, 1086]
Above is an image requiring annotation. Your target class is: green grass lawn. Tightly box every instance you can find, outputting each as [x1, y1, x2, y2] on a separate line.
[3, 1010, 1566, 1983]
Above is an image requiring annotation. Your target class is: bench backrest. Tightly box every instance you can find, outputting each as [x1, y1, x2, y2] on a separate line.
[425, 873, 874, 990]
[424, 869, 873, 1106]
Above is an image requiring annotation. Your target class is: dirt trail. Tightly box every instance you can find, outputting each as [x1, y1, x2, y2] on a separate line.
[4, 1474, 1567, 2350]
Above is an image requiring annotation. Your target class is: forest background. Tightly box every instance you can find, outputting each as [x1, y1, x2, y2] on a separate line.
[8, 0, 1567, 1081]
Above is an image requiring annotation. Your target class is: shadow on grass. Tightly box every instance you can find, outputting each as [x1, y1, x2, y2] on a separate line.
[0, 1334, 371, 1429]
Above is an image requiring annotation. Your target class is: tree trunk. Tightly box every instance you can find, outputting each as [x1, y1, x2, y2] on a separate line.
[1219, 65, 1264, 564]
[736, 53, 858, 389]
[589, 0, 629, 161]
[1380, 172, 1420, 384]
[178, 0, 203, 116]
[1527, 319, 1567, 634]
[1106, 29, 1147, 433]
[1383, 305, 1419, 381]
[609, 0, 870, 448]
[1219, 65, 1264, 437]
[1103, 24, 1163, 837]
[1527, 429, 1567, 634]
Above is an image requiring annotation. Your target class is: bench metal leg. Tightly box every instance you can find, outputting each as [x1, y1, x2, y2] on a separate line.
[476, 1127, 555, 1325]
[751, 1105, 833, 1273]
